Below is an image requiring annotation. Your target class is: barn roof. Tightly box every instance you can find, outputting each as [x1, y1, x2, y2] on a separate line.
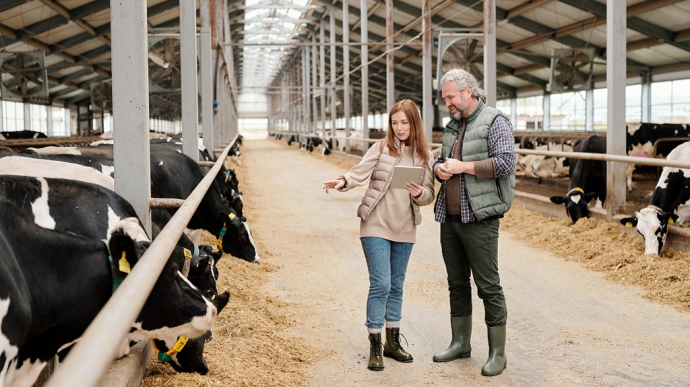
[0, 0, 689, 115]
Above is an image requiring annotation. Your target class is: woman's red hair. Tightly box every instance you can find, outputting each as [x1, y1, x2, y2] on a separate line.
[380, 99, 430, 164]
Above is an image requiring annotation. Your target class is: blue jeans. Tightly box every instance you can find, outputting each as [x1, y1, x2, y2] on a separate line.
[361, 237, 414, 330]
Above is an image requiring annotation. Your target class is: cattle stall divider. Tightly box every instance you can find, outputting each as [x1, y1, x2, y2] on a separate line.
[45, 135, 239, 387]
[516, 148, 690, 170]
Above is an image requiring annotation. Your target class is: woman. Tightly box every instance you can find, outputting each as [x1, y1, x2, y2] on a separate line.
[323, 99, 435, 371]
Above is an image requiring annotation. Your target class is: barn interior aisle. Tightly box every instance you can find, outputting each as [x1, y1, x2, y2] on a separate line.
[240, 138, 690, 386]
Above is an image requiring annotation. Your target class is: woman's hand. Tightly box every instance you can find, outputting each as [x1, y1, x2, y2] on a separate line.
[323, 178, 345, 193]
[405, 181, 423, 198]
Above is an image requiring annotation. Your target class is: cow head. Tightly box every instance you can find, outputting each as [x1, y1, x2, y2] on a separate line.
[216, 210, 259, 263]
[188, 246, 222, 299]
[151, 292, 230, 374]
[620, 207, 679, 255]
[119, 230, 217, 341]
[550, 187, 600, 223]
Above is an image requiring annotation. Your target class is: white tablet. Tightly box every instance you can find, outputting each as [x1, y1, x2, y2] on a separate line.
[390, 166, 422, 189]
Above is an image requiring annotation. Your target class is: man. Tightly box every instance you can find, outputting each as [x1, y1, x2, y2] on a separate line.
[432, 69, 516, 377]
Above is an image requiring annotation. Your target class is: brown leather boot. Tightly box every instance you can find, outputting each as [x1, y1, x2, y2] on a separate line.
[368, 333, 384, 371]
[383, 328, 413, 363]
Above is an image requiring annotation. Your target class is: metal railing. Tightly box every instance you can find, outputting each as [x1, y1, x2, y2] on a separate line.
[516, 147, 690, 170]
[46, 134, 239, 387]
[270, 130, 690, 170]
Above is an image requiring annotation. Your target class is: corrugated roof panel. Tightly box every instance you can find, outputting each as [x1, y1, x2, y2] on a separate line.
[61, 0, 96, 9]
[516, 2, 595, 30]
[82, 8, 111, 28]
[496, 23, 534, 44]
[33, 23, 83, 45]
[148, 8, 180, 27]
[635, 3, 690, 32]
[67, 39, 103, 56]
[0, 2, 54, 29]
[629, 44, 690, 67]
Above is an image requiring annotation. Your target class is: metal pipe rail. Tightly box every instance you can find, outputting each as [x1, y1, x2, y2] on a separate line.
[46, 134, 239, 387]
[517, 148, 690, 170]
[268, 130, 442, 149]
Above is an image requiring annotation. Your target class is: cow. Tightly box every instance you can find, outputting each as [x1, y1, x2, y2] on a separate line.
[626, 123, 690, 191]
[11, 145, 258, 262]
[549, 135, 607, 223]
[619, 141, 690, 255]
[0, 202, 217, 387]
[0, 155, 114, 190]
[0, 130, 47, 140]
[0, 176, 228, 375]
[517, 143, 573, 178]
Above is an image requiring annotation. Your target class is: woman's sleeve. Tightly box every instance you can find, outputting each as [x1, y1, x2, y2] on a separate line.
[337, 142, 381, 192]
[413, 151, 436, 206]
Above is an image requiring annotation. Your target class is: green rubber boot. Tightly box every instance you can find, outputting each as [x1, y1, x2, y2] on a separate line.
[433, 316, 472, 362]
[481, 324, 507, 376]
[367, 333, 384, 371]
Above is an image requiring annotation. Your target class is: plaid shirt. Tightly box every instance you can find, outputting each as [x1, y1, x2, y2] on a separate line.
[434, 115, 516, 223]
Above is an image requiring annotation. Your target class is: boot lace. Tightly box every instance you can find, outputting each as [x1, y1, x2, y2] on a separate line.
[393, 330, 409, 350]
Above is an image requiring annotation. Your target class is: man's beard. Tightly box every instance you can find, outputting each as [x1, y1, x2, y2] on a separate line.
[450, 103, 464, 120]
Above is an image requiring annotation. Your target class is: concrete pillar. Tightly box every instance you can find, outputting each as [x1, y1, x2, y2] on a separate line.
[483, 0, 497, 107]
[330, 7, 337, 137]
[319, 22, 326, 132]
[181, 0, 199, 160]
[641, 81, 651, 123]
[510, 98, 517, 128]
[543, 94, 551, 131]
[200, 0, 214, 159]
[46, 105, 53, 137]
[111, 0, 151, 233]
[422, 0, 432, 141]
[386, 0, 394, 113]
[312, 32, 318, 134]
[586, 88, 594, 131]
[361, 0, 369, 139]
[606, 0, 627, 218]
[24, 103, 31, 131]
[343, 0, 351, 152]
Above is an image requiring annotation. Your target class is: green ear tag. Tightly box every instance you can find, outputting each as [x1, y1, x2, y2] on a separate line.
[158, 352, 172, 362]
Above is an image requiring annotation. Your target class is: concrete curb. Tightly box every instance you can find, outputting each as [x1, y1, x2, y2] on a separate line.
[98, 340, 152, 387]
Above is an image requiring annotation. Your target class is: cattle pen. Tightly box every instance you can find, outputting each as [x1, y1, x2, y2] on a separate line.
[3, 0, 690, 386]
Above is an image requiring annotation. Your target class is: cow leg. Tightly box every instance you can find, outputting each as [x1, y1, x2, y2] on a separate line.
[625, 163, 635, 191]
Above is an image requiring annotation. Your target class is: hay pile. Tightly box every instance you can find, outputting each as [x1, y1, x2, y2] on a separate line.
[502, 206, 690, 312]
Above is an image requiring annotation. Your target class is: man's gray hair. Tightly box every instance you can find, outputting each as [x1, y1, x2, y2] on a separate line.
[441, 69, 487, 103]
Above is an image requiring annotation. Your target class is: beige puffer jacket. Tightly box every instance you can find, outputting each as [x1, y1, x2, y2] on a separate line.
[340, 139, 428, 225]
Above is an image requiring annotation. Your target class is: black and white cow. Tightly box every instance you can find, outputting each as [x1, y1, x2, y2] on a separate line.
[626, 123, 690, 191]
[0, 155, 114, 189]
[549, 135, 607, 223]
[620, 141, 690, 255]
[0, 202, 216, 387]
[0, 130, 47, 140]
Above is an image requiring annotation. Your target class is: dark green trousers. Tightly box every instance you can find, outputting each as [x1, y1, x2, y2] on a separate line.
[440, 218, 507, 327]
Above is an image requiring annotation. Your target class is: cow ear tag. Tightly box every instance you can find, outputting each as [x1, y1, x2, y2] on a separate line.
[625, 222, 633, 228]
[118, 252, 131, 274]
[212, 294, 216, 300]
[229, 213, 236, 220]
[669, 218, 674, 224]
[183, 248, 192, 259]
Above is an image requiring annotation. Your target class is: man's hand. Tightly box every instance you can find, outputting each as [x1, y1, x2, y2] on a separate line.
[435, 163, 452, 181]
[443, 159, 464, 174]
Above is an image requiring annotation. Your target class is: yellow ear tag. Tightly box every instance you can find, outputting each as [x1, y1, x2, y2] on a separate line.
[171, 337, 188, 352]
[669, 218, 674, 224]
[183, 248, 192, 259]
[212, 294, 216, 300]
[229, 213, 236, 220]
[118, 252, 131, 273]
[625, 222, 633, 228]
